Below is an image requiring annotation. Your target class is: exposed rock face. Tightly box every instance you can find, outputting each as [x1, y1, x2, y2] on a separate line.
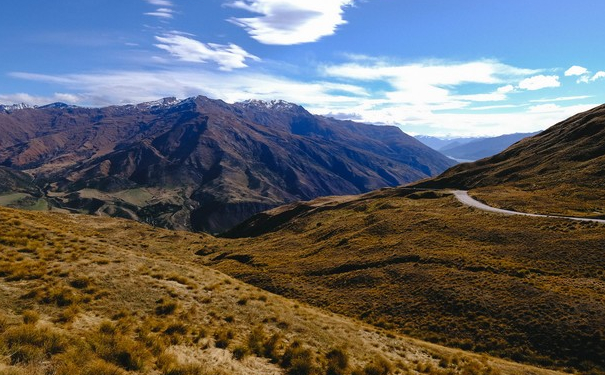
[0, 96, 454, 232]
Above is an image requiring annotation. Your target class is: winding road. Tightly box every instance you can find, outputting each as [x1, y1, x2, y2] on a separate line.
[451, 190, 605, 224]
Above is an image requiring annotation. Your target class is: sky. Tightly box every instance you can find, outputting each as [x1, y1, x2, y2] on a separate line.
[2, 0, 605, 137]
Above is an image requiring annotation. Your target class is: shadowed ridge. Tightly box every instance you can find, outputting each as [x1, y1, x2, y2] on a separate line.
[0, 95, 455, 232]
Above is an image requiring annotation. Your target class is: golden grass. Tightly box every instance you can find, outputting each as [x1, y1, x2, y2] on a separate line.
[471, 184, 605, 218]
[204, 188, 605, 374]
[0, 205, 567, 375]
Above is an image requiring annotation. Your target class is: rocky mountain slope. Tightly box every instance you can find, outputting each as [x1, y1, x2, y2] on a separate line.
[0, 96, 454, 232]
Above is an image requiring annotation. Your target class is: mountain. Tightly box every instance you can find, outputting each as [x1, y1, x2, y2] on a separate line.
[416, 132, 540, 162]
[416, 104, 605, 217]
[0, 96, 454, 232]
[437, 132, 540, 161]
[414, 135, 478, 152]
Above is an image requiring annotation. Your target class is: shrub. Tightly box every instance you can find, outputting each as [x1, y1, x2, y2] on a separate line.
[88, 322, 151, 371]
[282, 340, 317, 375]
[56, 305, 80, 323]
[157, 352, 207, 375]
[82, 359, 128, 375]
[22, 310, 40, 325]
[247, 326, 281, 361]
[69, 276, 91, 289]
[156, 299, 179, 315]
[362, 356, 392, 375]
[2, 325, 69, 365]
[247, 326, 265, 355]
[214, 328, 233, 349]
[233, 345, 249, 360]
[326, 348, 349, 375]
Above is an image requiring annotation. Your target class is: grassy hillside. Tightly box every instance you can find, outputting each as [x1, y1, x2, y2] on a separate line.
[206, 188, 605, 374]
[416, 104, 605, 217]
[0, 206, 562, 375]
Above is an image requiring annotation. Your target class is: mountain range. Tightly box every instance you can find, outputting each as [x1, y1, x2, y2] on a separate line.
[416, 132, 540, 161]
[0, 96, 454, 232]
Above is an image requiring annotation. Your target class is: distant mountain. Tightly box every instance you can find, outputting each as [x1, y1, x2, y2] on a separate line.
[414, 135, 478, 152]
[418, 104, 605, 189]
[438, 132, 540, 161]
[0, 96, 454, 232]
[416, 132, 540, 162]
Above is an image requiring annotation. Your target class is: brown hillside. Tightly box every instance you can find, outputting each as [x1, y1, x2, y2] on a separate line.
[204, 188, 605, 374]
[415, 104, 605, 217]
[0, 206, 564, 375]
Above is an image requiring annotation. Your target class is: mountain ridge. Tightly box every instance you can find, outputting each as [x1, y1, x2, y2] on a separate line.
[0, 95, 454, 232]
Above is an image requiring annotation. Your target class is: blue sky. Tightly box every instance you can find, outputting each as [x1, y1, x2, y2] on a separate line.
[2, 0, 605, 136]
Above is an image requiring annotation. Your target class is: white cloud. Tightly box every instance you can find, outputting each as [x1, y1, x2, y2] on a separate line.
[0, 92, 82, 106]
[322, 60, 535, 109]
[227, 0, 354, 45]
[496, 84, 515, 94]
[146, 0, 172, 5]
[8, 70, 366, 109]
[7, 58, 596, 137]
[145, 8, 175, 18]
[564, 65, 588, 76]
[154, 33, 260, 70]
[530, 95, 592, 103]
[592, 71, 605, 81]
[468, 104, 520, 111]
[528, 103, 562, 113]
[144, 0, 175, 18]
[518, 75, 560, 91]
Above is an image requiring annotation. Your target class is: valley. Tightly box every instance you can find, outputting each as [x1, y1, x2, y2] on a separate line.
[1, 101, 605, 375]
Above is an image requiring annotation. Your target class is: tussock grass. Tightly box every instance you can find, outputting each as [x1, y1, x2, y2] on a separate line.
[0, 205, 568, 375]
[207, 189, 605, 374]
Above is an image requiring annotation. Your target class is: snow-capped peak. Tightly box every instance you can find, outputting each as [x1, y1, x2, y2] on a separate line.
[0, 103, 32, 113]
[136, 97, 180, 110]
[237, 99, 300, 111]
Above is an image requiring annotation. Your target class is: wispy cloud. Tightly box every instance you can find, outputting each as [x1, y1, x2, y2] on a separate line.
[8, 70, 364, 109]
[591, 71, 605, 81]
[6, 57, 598, 137]
[564, 65, 588, 76]
[517, 75, 560, 91]
[322, 59, 537, 110]
[227, 0, 354, 45]
[530, 95, 592, 103]
[145, 0, 175, 19]
[0, 92, 82, 106]
[147, 0, 173, 5]
[154, 33, 260, 70]
[145, 8, 175, 19]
